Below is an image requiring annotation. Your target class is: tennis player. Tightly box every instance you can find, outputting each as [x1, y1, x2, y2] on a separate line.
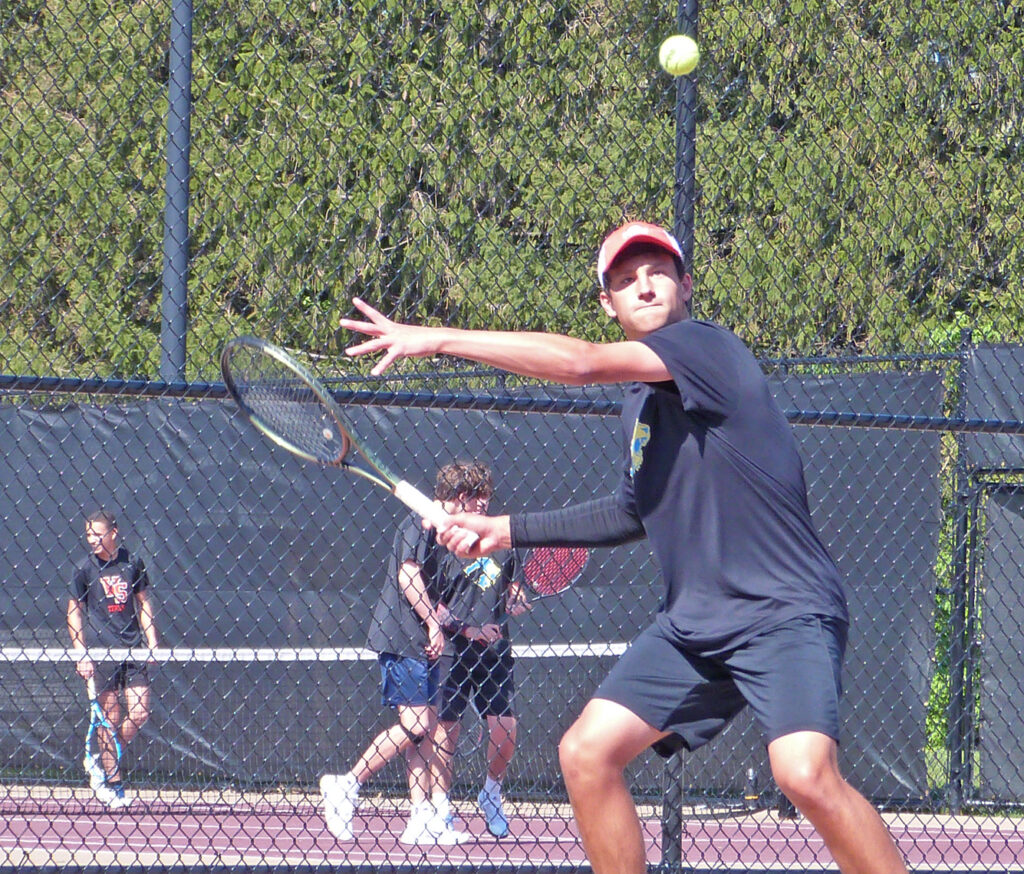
[339, 221, 909, 874]
[321, 462, 497, 847]
[67, 509, 158, 810]
[432, 467, 530, 839]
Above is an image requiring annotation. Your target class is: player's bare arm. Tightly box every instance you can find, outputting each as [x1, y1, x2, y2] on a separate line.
[340, 298, 671, 385]
[397, 560, 445, 659]
[67, 597, 93, 679]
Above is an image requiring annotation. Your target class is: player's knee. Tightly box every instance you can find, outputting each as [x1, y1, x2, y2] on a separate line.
[558, 723, 602, 785]
[771, 757, 837, 814]
[401, 724, 428, 746]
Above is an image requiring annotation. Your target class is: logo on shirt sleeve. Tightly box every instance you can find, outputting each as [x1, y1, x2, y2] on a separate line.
[464, 557, 502, 591]
[630, 420, 651, 476]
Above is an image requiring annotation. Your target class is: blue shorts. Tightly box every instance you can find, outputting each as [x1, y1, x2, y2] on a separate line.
[378, 653, 440, 708]
[595, 614, 847, 757]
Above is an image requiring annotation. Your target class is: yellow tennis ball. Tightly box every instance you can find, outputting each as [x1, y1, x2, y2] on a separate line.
[659, 34, 700, 76]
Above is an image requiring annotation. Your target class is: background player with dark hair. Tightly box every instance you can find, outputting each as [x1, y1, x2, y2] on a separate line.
[432, 466, 529, 839]
[67, 509, 159, 809]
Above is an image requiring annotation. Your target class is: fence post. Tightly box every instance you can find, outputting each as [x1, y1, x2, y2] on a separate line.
[946, 329, 973, 813]
[160, 0, 193, 383]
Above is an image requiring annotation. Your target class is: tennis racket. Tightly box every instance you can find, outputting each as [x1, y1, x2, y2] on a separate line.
[520, 546, 589, 601]
[84, 677, 121, 787]
[221, 335, 456, 532]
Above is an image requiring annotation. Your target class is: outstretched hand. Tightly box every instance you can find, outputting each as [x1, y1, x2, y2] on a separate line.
[339, 298, 444, 376]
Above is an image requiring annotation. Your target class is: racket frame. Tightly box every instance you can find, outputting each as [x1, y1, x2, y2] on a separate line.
[85, 676, 122, 780]
[220, 336, 449, 529]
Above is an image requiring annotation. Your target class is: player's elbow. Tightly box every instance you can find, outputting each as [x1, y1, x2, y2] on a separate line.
[559, 343, 615, 385]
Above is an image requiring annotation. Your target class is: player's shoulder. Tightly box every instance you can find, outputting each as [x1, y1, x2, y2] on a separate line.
[71, 553, 93, 576]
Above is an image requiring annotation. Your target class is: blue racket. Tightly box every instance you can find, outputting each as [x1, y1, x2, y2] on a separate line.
[83, 676, 121, 787]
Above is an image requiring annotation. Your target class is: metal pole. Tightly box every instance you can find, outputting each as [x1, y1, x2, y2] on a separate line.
[160, 0, 193, 383]
[662, 4, 699, 866]
[672, 0, 699, 277]
[946, 329, 973, 814]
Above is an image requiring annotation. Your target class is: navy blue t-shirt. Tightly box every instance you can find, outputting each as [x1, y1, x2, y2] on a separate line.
[622, 319, 847, 654]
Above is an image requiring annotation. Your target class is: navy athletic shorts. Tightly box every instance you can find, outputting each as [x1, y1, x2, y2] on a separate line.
[595, 614, 847, 757]
[438, 643, 515, 722]
[378, 653, 440, 708]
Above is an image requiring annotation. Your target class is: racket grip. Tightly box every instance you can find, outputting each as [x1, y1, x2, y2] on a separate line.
[86, 677, 97, 700]
[392, 480, 479, 546]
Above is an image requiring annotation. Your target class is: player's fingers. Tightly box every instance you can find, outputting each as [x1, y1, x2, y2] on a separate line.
[351, 297, 389, 323]
[338, 318, 380, 336]
[370, 352, 398, 376]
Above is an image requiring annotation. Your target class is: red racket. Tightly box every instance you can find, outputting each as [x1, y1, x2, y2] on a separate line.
[521, 546, 590, 601]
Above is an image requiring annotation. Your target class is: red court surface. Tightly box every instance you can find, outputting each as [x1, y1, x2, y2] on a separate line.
[1, 788, 1022, 871]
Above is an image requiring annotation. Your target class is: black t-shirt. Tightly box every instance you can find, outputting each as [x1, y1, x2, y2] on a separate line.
[621, 319, 847, 654]
[70, 546, 149, 647]
[367, 514, 458, 659]
[442, 551, 519, 658]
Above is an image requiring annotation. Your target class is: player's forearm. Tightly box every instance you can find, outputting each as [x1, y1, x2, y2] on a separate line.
[137, 593, 159, 648]
[432, 328, 609, 386]
[67, 601, 86, 649]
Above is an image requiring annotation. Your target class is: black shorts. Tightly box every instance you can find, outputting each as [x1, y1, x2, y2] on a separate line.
[439, 643, 515, 722]
[94, 661, 150, 695]
[595, 614, 847, 757]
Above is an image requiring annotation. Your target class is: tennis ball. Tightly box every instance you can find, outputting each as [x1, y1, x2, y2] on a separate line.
[659, 34, 700, 77]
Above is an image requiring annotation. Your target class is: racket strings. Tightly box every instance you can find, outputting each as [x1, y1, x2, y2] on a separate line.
[227, 348, 347, 465]
[524, 547, 587, 596]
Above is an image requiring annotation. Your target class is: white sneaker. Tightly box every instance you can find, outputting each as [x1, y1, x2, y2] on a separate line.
[477, 787, 509, 838]
[399, 804, 435, 845]
[107, 784, 133, 809]
[429, 816, 469, 846]
[83, 753, 106, 791]
[93, 782, 117, 805]
[320, 773, 359, 841]
[427, 801, 468, 846]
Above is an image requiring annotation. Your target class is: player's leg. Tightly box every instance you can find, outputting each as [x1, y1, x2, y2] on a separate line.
[120, 666, 151, 743]
[559, 698, 668, 874]
[475, 649, 516, 837]
[398, 702, 435, 807]
[96, 687, 123, 780]
[322, 654, 423, 840]
[560, 624, 743, 874]
[430, 651, 466, 827]
[769, 731, 908, 874]
[390, 656, 465, 845]
[432, 719, 460, 797]
[352, 723, 415, 784]
[732, 616, 908, 874]
[484, 714, 516, 782]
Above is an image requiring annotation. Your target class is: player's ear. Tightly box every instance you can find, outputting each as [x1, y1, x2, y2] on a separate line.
[598, 289, 618, 319]
[679, 272, 693, 303]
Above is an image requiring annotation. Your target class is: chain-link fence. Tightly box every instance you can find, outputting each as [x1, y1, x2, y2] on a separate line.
[2, 0, 1023, 870]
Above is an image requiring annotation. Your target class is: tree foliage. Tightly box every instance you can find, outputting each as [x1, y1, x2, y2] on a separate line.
[1, 0, 1022, 379]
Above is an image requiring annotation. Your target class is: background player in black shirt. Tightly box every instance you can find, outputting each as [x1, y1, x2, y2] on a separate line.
[67, 509, 158, 809]
[339, 221, 908, 874]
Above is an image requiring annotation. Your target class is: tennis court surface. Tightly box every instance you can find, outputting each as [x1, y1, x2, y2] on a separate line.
[2, 646, 1023, 873]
